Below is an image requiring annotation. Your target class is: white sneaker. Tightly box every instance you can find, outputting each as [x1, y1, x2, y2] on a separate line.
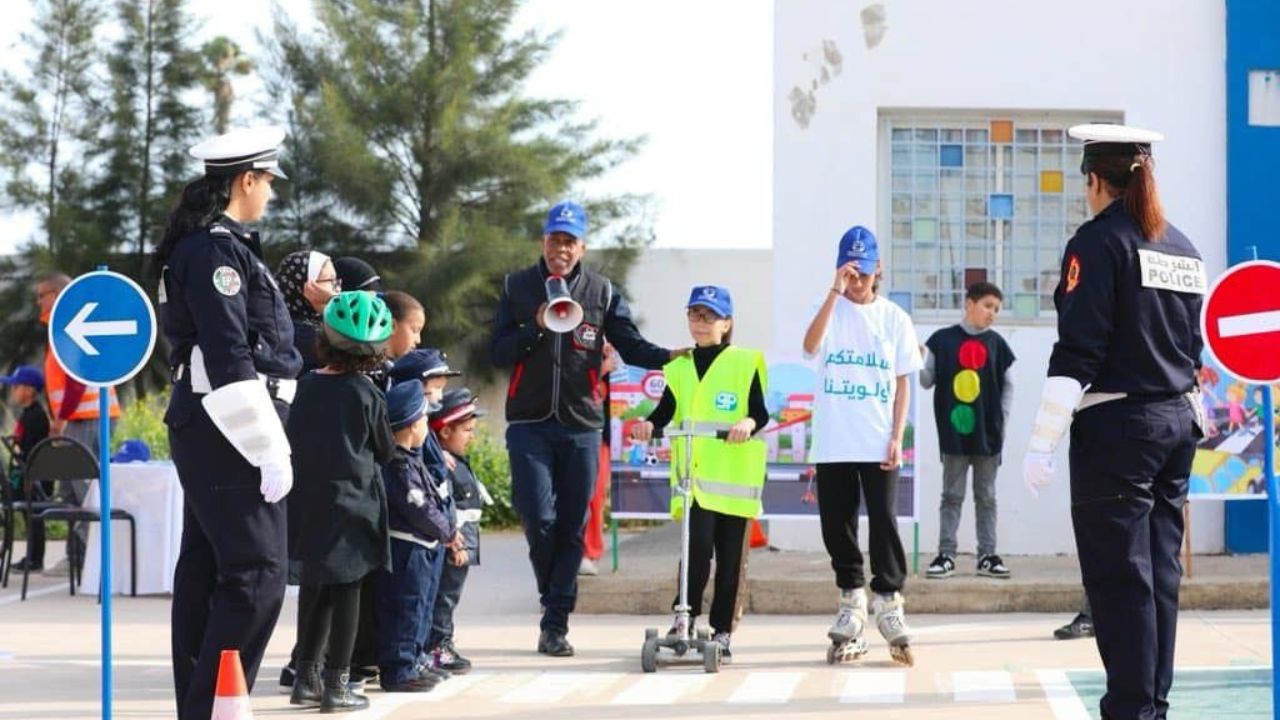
[827, 587, 867, 643]
[873, 591, 914, 666]
[578, 557, 599, 576]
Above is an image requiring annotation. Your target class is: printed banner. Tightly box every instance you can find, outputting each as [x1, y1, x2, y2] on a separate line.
[1191, 353, 1280, 499]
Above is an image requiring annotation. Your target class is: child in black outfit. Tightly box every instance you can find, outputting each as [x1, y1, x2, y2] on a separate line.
[287, 292, 396, 712]
[2, 366, 50, 571]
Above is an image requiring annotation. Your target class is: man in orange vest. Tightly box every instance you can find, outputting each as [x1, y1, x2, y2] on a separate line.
[35, 271, 121, 576]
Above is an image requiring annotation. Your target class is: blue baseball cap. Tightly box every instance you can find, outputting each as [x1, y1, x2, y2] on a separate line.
[110, 439, 152, 463]
[836, 225, 879, 274]
[686, 285, 733, 318]
[543, 200, 587, 239]
[387, 379, 428, 431]
[0, 365, 43, 391]
[388, 348, 462, 385]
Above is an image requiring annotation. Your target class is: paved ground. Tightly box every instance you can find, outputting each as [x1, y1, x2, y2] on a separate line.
[0, 532, 1272, 719]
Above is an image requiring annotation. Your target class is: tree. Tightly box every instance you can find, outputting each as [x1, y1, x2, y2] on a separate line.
[0, 0, 104, 257]
[267, 0, 652, 370]
[95, 0, 206, 278]
[201, 36, 253, 134]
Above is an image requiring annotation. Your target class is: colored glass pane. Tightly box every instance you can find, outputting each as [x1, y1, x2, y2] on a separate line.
[990, 120, 1013, 143]
[989, 193, 1014, 219]
[1041, 170, 1064, 193]
[940, 144, 963, 167]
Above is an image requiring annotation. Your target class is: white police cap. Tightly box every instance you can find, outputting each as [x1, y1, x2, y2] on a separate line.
[188, 125, 288, 180]
[1068, 123, 1164, 146]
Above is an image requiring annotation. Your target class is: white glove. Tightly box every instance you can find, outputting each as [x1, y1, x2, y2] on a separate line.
[1022, 451, 1055, 499]
[259, 459, 293, 503]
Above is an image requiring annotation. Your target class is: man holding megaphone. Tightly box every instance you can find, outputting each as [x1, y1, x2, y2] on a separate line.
[491, 200, 682, 657]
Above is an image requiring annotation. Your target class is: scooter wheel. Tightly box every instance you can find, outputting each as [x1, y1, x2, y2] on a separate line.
[703, 642, 721, 674]
[826, 644, 838, 665]
[645, 627, 658, 641]
[641, 636, 660, 673]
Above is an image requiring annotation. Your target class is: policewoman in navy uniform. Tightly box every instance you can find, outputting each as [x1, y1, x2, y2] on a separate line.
[1023, 124, 1205, 720]
[155, 126, 302, 720]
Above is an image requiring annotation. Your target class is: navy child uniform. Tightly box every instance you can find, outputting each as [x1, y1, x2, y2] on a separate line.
[160, 127, 301, 720]
[427, 389, 491, 667]
[1024, 124, 1204, 720]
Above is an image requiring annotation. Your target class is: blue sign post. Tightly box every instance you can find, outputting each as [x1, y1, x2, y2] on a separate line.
[47, 269, 156, 720]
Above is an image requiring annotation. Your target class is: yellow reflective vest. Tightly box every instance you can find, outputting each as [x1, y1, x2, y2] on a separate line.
[664, 346, 768, 519]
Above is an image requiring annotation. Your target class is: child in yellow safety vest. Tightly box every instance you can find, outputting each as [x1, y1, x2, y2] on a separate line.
[631, 285, 768, 662]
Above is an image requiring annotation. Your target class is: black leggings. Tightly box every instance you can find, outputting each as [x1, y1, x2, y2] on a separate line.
[297, 579, 363, 669]
[675, 500, 748, 634]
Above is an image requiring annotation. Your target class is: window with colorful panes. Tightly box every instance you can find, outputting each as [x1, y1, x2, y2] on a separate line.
[882, 112, 1120, 321]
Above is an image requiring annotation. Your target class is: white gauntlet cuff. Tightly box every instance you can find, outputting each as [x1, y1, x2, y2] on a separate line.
[1028, 376, 1084, 454]
[201, 379, 292, 467]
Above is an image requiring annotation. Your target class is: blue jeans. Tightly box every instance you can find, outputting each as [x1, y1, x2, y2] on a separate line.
[506, 420, 600, 633]
[374, 539, 444, 686]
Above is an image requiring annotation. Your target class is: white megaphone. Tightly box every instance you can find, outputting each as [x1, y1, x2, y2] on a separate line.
[542, 275, 584, 333]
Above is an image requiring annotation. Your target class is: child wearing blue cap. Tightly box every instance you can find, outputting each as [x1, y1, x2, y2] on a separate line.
[2, 366, 50, 571]
[631, 285, 769, 662]
[373, 379, 463, 693]
[802, 225, 923, 666]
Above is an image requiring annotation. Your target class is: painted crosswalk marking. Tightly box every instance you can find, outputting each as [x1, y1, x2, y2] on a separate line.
[726, 671, 805, 704]
[1037, 669, 1093, 720]
[498, 671, 611, 703]
[839, 670, 906, 704]
[953, 670, 1016, 702]
[610, 673, 712, 705]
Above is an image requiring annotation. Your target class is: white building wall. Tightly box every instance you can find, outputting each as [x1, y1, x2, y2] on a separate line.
[770, 0, 1228, 555]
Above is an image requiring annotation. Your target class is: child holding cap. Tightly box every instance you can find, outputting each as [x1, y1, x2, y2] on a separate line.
[802, 225, 923, 666]
[2, 366, 50, 571]
[631, 285, 769, 662]
[426, 388, 492, 674]
[374, 379, 462, 693]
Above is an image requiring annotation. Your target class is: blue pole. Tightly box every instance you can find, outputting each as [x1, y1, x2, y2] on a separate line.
[1264, 384, 1276, 720]
[96, 263, 112, 720]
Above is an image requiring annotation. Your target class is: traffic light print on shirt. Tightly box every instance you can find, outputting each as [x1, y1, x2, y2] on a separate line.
[950, 338, 988, 435]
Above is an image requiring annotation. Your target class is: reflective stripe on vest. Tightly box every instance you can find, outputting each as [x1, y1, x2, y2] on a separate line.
[44, 351, 121, 420]
[664, 347, 768, 520]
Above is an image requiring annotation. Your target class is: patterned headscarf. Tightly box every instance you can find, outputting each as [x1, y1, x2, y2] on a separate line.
[276, 250, 331, 322]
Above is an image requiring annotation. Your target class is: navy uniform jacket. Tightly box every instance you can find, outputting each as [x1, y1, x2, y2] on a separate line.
[160, 215, 302, 419]
[1048, 200, 1204, 394]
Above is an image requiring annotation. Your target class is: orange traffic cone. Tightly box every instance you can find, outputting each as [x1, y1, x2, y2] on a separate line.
[210, 649, 254, 720]
[749, 519, 769, 549]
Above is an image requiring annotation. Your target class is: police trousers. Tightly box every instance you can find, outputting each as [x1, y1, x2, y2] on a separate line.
[1069, 396, 1195, 720]
[375, 538, 444, 686]
[169, 401, 288, 720]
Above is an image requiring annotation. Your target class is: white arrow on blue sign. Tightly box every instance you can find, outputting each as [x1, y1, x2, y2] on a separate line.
[48, 271, 156, 387]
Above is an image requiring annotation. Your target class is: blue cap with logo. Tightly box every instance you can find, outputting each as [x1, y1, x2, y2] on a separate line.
[836, 225, 879, 274]
[686, 285, 733, 318]
[387, 379, 428, 431]
[0, 365, 44, 391]
[543, 200, 587, 239]
[388, 348, 462, 385]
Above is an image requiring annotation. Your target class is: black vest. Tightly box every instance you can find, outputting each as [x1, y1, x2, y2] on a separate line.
[503, 264, 612, 430]
[926, 325, 1014, 457]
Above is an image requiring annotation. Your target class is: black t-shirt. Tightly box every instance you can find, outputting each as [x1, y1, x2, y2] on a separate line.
[16, 401, 50, 458]
[925, 325, 1014, 456]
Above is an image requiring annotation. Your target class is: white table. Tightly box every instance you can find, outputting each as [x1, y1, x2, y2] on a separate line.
[81, 461, 184, 596]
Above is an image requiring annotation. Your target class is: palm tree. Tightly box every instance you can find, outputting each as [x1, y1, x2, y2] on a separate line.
[201, 37, 253, 134]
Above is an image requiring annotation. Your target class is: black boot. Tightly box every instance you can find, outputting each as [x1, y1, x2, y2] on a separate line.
[320, 667, 370, 713]
[289, 660, 322, 706]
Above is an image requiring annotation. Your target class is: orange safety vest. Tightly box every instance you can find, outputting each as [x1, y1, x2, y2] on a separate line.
[44, 351, 121, 421]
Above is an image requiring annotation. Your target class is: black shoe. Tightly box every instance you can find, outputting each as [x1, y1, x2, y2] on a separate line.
[381, 671, 438, 693]
[925, 554, 955, 579]
[434, 639, 472, 674]
[537, 629, 575, 657]
[347, 665, 378, 690]
[289, 660, 322, 706]
[977, 554, 1011, 579]
[320, 667, 370, 713]
[278, 662, 296, 694]
[1054, 613, 1095, 640]
[13, 557, 43, 572]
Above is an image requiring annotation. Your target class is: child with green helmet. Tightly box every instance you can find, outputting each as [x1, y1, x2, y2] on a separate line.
[285, 291, 398, 711]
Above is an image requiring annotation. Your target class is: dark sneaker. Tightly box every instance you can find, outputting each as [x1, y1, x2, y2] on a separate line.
[433, 640, 472, 674]
[977, 554, 1011, 579]
[1054, 613, 1095, 640]
[711, 632, 732, 664]
[13, 557, 43, 572]
[348, 666, 378, 691]
[925, 554, 956, 579]
[381, 671, 438, 693]
[537, 629, 575, 657]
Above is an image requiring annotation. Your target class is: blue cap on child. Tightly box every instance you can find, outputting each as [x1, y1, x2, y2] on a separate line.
[836, 225, 879, 274]
[0, 365, 43, 391]
[387, 379, 427, 431]
[388, 348, 462, 385]
[686, 285, 733, 318]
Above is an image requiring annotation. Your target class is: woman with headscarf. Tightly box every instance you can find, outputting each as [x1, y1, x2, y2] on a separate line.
[276, 250, 341, 375]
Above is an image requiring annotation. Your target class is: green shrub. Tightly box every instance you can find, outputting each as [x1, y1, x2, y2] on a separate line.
[466, 425, 522, 530]
[111, 391, 171, 460]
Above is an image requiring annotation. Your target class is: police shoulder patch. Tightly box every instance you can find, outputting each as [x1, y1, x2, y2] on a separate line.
[212, 266, 243, 296]
[1065, 254, 1082, 293]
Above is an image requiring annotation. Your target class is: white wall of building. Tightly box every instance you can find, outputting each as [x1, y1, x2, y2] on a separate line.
[769, 0, 1228, 555]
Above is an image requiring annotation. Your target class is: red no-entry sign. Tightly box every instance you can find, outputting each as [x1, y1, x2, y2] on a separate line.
[1202, 260, 1280, 384]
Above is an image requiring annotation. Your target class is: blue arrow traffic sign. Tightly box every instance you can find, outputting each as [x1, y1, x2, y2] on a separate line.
[48, 271, 156, 388]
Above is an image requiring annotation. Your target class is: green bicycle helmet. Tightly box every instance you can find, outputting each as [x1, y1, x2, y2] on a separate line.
[323, 290, 394, 355]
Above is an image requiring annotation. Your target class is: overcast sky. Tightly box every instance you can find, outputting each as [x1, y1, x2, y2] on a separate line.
[0, 0, 772, 254]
